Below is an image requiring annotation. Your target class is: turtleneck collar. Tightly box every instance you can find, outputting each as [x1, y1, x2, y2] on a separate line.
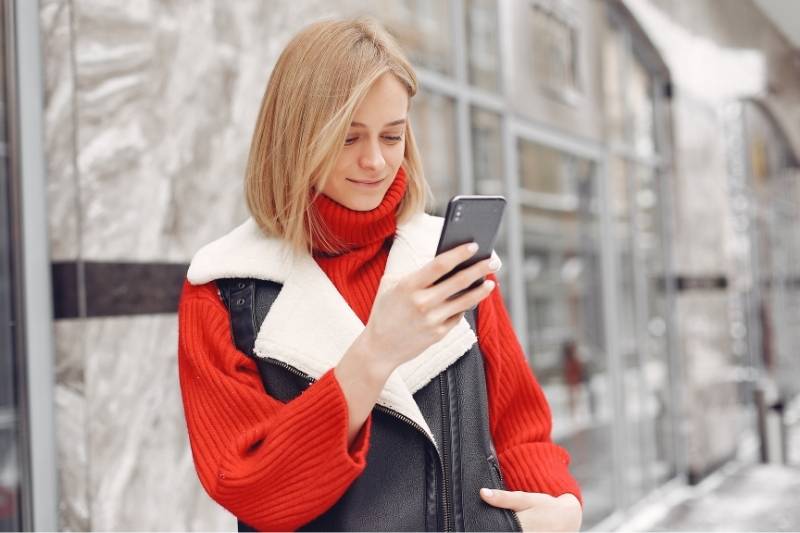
[311, 166, 408, 255]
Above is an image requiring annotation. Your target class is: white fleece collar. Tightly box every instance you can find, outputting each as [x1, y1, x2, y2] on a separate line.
[187, 212, 501, 446]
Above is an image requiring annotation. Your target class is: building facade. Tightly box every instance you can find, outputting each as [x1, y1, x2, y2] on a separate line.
[1, 0, 798, 530]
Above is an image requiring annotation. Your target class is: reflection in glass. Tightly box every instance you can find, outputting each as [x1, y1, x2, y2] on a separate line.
[611, 157, 675, 502]
[471, 107, 503, 194]
[529, 1, 580, 101]
[634, 165, 674, 487]
[410, 89, 457, 216]
[603, 19, 626, 144]
[361, 0, 453, 77]
[629, 59, 655, 157]
[0, 2, 21, 529]
[465, 0, 499, 92]
[518, 139, 610, 528]
[470, 107, 508, 290]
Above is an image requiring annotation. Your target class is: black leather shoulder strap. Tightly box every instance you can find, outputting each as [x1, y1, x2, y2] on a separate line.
[216, 278, 283, 358]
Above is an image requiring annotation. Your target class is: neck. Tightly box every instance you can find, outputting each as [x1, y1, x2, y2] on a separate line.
[310, 166, 408, 255]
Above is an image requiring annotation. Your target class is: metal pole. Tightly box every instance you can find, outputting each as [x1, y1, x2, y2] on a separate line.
[8, 0, 59, 529]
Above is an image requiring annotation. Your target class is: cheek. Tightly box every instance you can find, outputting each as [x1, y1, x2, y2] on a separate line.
[388, 141, 406, 165]
[331, 153, 357, 179]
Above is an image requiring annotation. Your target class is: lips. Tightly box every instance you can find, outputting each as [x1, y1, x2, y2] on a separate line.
[347, 177, 385, 184]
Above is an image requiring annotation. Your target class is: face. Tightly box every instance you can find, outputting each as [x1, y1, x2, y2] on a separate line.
[320, 72, 409, 211]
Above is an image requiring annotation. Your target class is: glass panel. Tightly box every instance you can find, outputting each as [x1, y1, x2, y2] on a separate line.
[610, 157, 649, 502]
[470, 107, 508, 289]
[602, 19, 626, 144]
[0, 2, 22, 529]
[471, 107, 503, 195]
[529, 1, 581, 100]
[634, 165, 675, 487]
[629, 58, 655, 157]
[611, 156, 676, 503]
[518, 138, 611, 528]
[410, 89, 457, 216]
[743, 102, 797, 195]
[363, 0, 453, 77]
[465, 0, 499, 92]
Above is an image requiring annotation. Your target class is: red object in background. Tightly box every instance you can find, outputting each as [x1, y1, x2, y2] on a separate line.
[0, 485, 15, 519]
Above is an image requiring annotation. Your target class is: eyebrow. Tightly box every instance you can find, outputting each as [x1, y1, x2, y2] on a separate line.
[350, 119, 406, 128]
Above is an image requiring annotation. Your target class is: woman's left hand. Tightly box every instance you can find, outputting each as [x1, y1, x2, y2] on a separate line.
[479, 488, 582, 532]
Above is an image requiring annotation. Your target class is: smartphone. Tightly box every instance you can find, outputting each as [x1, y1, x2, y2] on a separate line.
[433, 195, 506, 299]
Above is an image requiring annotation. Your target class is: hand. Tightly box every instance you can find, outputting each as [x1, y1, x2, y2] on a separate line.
[480, 488, 582, 532]
[358, 242, 499, 373]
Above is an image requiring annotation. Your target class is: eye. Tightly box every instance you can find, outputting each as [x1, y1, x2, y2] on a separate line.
[383, 135, 403, 142]
[344, 137, 358, 146]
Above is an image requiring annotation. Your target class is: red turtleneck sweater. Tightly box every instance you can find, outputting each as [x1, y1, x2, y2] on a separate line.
[178, 167, 581, 531]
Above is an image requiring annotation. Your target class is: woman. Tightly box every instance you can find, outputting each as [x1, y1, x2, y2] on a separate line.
[178, 16, 582, 532]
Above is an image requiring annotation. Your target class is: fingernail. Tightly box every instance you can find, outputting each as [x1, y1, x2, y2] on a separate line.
[467, 243, 479, 253]
[488, 258, 501, 270]
[481, 488, 493, 497]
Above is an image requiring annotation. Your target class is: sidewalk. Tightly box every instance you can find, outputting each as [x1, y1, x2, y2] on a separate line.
[620, 462, 800, 531]
[615, 410, 800, 531]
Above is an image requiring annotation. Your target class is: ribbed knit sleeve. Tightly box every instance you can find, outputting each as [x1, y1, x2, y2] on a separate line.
[177, 279, 373, 531]
[477, 273, 583, 505]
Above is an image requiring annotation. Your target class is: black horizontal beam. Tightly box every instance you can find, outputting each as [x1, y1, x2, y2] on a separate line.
[51, 261, 188, 319]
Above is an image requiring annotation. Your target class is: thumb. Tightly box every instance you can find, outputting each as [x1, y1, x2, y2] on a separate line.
[479, 488, 537, 512]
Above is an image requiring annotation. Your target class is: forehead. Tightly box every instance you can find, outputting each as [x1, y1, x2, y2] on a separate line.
[350, 74, 408, 126]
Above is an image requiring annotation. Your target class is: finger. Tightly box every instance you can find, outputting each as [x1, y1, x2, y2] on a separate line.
[425, 256, 498, 304]
[410, 242, 478, 289]
[479, 489, 538, 512]
[431, 278, 495, 322]
[440, 310, 464, 331]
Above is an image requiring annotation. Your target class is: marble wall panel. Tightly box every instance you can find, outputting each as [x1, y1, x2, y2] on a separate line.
[40, 0, 80, 261]
[68, 0, 364, 262]
[83, 314, 234, 531]
[55, 384, 89, 532]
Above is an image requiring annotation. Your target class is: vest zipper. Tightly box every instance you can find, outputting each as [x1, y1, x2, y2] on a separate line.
[371, 403, 453, 532]
[264, 358, 453, 530]
[439, 374, 454, 532]
[488, 454, 523, 531]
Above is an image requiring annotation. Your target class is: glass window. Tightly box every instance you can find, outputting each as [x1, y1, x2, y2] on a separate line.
[465, 0, 500, 92]
[634, 165, 675, 486]
[529, 0, 581, 101]
[611, 156, 675, 502]
[470, 107, 508, 288]
[0, 3, 22, 529]
[410, 88, 457, 216]
[629, 58, 655, 157]
[518, 139, 612, 528]
[362, 0, 454, 77]
[604, 15, 657, 156]
[602, 20, 626, 144]
[470, 107, 503, 194]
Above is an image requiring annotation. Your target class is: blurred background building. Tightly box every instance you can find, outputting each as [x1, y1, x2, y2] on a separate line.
[2, 0, 800, 530]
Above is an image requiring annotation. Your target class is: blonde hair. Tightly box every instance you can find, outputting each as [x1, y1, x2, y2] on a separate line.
[244, 16, 430, 255]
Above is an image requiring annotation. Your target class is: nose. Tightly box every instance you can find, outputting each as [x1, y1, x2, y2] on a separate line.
[358, 138, 386, 172]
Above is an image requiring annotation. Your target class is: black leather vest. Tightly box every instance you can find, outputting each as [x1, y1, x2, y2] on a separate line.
[218, 278, 522, 532]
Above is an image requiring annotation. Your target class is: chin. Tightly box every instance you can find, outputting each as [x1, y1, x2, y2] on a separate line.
[347, 198, 383, 211]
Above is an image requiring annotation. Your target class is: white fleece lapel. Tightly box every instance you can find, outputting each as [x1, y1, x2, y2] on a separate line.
[187, 213, 501, 446]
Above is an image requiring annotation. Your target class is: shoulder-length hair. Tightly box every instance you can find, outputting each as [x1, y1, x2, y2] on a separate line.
[244, 16, 431, 256]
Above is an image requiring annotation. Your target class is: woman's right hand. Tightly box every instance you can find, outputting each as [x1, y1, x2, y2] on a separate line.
[359, 242, 500, 375]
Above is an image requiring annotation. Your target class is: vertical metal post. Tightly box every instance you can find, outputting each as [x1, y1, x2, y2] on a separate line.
[8, 0, 59, 529]
[450, 0, 474, 195]
[497, 0, 528, 344]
